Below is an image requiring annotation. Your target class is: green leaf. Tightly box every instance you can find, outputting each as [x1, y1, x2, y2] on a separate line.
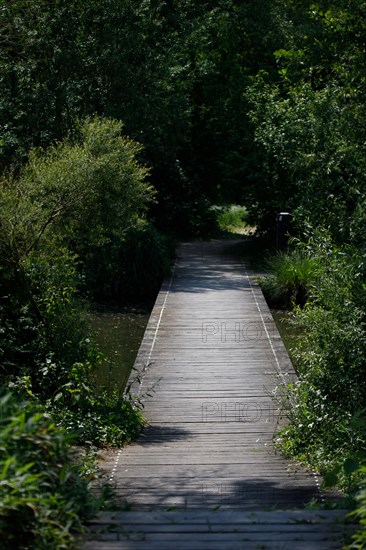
[322, 471, 339, 488]
[343, 458, 359, 476]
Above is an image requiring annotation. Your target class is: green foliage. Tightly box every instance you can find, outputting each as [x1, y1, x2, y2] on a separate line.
[217, 205, 248, 231]
[247, 75, 366, 238]
[246, 1, 366, 237]
[19, 117, 154, 271]
[26, 250, 95, 396]
[49, 388, 145, 448]
[3, 0, 366, 238]
[0, 0, 286, 231]
[0, 231, 96, 398]
[275, 230, 366, 491]
[260, 249, 319, 308]
[244, 3, 366, 525]
[3, 1, 366, 541]
[0, 118, 149, 444]
[347, 465, 366, 549]
[0, 392, 98, 549]
[176, 1, 283, 205]
[0, 0, 83, 167]
[117, 221, 174, 300]
[0, 116, 155, 357]
[271, 230, 366, 543]
[0, 115, 156, 287]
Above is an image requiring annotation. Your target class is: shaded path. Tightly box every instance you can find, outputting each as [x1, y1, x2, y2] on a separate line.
[99, 240, 319, 507]
[85, 240, 354, 548]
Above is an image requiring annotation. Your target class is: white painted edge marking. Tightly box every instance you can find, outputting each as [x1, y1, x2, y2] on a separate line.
[243, 262, 325, 503]
[243, 264, 288, 388]
[139, 260, 177, 396]
[109, 261, 176, 482]
[148, 263, 177, 363]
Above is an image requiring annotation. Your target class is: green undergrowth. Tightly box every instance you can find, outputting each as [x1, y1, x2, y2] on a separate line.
[0, 118, 153, 547]
[0, 393, 99, 549]
[0, 381, 145, 547]
[215, 204, 249, 232]
[260, 249, 320, 308]
[260, 227, 366, 546]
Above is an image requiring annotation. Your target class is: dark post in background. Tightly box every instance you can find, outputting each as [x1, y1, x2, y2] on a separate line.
[276, 212, 292, 251]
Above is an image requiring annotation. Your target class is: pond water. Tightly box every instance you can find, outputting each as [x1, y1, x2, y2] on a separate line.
[88, 304, 150, 395]
[88, 306, 299, 395]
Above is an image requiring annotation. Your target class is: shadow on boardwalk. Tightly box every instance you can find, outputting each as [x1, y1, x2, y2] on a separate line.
[84, 240, 354, 549]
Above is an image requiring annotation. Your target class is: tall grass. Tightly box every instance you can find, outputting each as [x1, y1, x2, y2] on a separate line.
[260, 250, 319, 308]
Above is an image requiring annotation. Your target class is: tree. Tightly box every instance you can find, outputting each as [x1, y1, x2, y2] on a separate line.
[245, 0, 366, 239]
[0, 117, 154, 385]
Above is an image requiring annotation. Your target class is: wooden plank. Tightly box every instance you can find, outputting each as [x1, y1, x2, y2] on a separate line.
[85, 241, 348, 549]
[86, 533, 347, 542]
[83, 509, 355, 548]
[83, 543, 342, 550]
[87, 509, 353, 523]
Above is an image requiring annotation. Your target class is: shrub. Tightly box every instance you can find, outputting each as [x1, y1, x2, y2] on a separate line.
[0, 240, 97, 400]
[260, 250, 319, 308]
[0, 116, 153, 426]
[217, 204, 248, 231]
[86, 219, 175, 300]
[0, 392, 98, 549]
[275, 230, 366, 490]
[48, 386, 145, 448]
[18, 117, 155, 283]
[0, 117, 153, 544]
[273, 231, 366, 549]
[347, 465, 366, 549]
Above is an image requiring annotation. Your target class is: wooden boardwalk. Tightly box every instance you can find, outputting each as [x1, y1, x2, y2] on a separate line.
[85, 240, 354, 549]
[85, 509, 353, 549]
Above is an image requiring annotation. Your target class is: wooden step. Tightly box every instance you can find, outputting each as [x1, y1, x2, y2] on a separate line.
[83, 509, 357, 549]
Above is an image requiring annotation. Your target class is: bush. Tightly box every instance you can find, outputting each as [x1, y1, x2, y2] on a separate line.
[347, 466, 366, 549]
[49, 386, 145, 448]
[0, 242, 147, 446]
[0, 392, 98, 549]
[0, 116, 154, 544]
[217, 204, 248, 231]
[86, 219, 175, 300]
[260, 249, 319, 308]
[18, 117, 155, 284]
[0, 240, 98, 400]
[0, 116, 155, 419]
[275, 229, 366, 490]
[273, 230, 366, 547]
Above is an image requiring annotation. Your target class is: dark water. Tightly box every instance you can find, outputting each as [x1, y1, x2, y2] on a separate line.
[88, 305, 150, 395]
[88, 307, 297, 395]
